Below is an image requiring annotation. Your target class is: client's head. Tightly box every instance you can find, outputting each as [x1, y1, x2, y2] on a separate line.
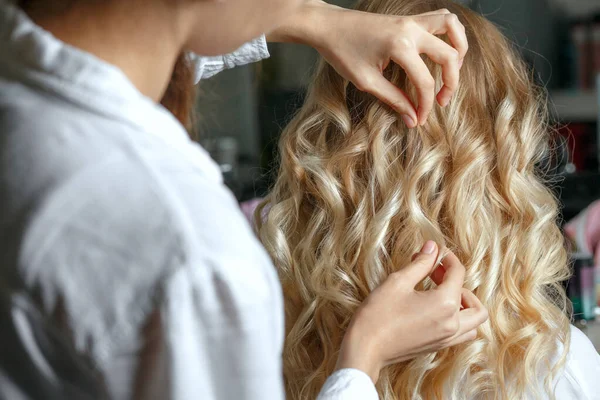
[257, 0, 570, 399]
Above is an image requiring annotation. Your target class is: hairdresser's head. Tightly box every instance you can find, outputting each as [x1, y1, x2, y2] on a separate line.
[18, 0, 305, 56]
[258, 0, 569, 399]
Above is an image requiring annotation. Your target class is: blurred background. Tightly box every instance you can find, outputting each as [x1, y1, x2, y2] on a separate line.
[195, 0, 600, 343]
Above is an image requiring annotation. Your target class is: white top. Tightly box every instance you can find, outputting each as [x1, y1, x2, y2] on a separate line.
[0, 1, 597, 399]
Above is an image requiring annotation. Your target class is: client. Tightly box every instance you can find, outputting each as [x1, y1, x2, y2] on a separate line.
[256, 0, 600, 399]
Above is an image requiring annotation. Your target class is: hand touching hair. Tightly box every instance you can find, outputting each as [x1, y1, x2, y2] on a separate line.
[256, 0, 570, 399]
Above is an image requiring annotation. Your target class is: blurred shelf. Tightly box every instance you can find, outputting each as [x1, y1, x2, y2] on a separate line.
[551, 0, 600, 18]
[550, 90, 598, 122]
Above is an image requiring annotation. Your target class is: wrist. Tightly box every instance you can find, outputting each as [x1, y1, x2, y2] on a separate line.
[336, 318, 382, 384]
[266, 0, 333, 47]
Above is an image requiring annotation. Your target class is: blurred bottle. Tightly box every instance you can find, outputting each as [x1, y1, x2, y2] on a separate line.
[214, 137, 239, 173]
[572, 22, 593, 90]
[569, 253, 597, 321]
[557, 123, 598, 172]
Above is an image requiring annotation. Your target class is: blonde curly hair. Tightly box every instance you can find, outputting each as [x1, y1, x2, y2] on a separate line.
[256, 0, 571, 398]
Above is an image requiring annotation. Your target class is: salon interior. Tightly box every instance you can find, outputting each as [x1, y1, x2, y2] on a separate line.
[196, 0, 600, 351]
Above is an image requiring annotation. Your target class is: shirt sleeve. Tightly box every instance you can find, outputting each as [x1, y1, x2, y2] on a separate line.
[317, 369, 379, 400]
[190, 35, 270, 83]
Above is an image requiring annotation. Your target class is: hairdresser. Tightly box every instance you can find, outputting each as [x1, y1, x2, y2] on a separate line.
[0, 0, 488, 398]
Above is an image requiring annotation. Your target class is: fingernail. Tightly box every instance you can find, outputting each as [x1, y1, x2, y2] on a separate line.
[459, 58, 464, 69]
[421, 240, 436, 254]
[402, 114, 416, 129]
[441, 95, 451, 107]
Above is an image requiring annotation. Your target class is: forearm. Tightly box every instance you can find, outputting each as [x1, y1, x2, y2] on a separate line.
[266, 0, 335, 48]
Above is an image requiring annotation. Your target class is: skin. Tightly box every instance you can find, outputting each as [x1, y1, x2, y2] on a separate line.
[269, 2, 468, 126]
[23, 0, 487, 384]
[337, 242, 488, 382]
[25, 0, 305, 101]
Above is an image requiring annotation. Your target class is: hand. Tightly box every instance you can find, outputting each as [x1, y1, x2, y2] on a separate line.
[267, 1, 468, 128]
[336, 241, 488, 383]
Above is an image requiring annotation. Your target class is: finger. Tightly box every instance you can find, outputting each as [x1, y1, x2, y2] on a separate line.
[412, 252, 443, 282]
[456, 291, 488, 334]
[418, 34, 459, 107]
[435, 250, 465, 296]
[355, 71, 418, 127]
[392, 51, 435, 125]
[401, 240, 439, 285]
[431, 261, 472, 308]
[417, 8, 451, 17]
[412, 326, 478, 356]
[388, 328, 475, 363]
[460, 288, 481, 308]
[417, 13, 468, 61]
[444, 328, 478, 347]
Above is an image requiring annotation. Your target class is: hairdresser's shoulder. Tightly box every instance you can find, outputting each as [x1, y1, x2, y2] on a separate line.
[554, 325, 600, 399]
[0, 90, 276, 278]
[0, 70, 276, 290]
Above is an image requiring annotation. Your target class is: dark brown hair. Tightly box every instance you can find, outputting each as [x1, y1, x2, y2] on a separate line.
[160, 54, 197, 135]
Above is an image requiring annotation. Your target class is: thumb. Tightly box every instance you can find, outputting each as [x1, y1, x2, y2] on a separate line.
[403, 240, 439, 286]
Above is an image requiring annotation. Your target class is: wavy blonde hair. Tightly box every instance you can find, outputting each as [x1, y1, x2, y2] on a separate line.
[256, 0, 571, 398]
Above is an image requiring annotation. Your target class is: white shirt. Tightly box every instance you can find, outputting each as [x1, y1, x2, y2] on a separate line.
[0, 1, 597, 399]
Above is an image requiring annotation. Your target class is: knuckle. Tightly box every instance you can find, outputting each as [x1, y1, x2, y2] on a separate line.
[354, 81, 366, 92]
[388, 270, 407, 287]
[354, 75, 373, 92]
[437, 8, 450, 14]
[453, 259, 466, 274]
[412, 254, 433, 270]
[479, 307, 490, 323]
[449, 48, 460, 63]
[440, 297, 459, 315]
[466, 330, 477, 341]
[439, 337, 451, 347]
[420, 76, 436, 90]
[445, 13, 460, 26]
[396, 17, 416, 32]
[445, 77, 458, 91]
[460, 287, 472, 300]
[445, 82, 458, 93]
[441, 317, 459, 337]
[392, 35, 416, 52]
[440, 49, 460, 66]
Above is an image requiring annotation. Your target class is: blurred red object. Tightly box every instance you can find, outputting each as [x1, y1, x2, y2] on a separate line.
[558, 123, 593, 171]
[572, 23, 592, 89]
[593, 22, 600, 79]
